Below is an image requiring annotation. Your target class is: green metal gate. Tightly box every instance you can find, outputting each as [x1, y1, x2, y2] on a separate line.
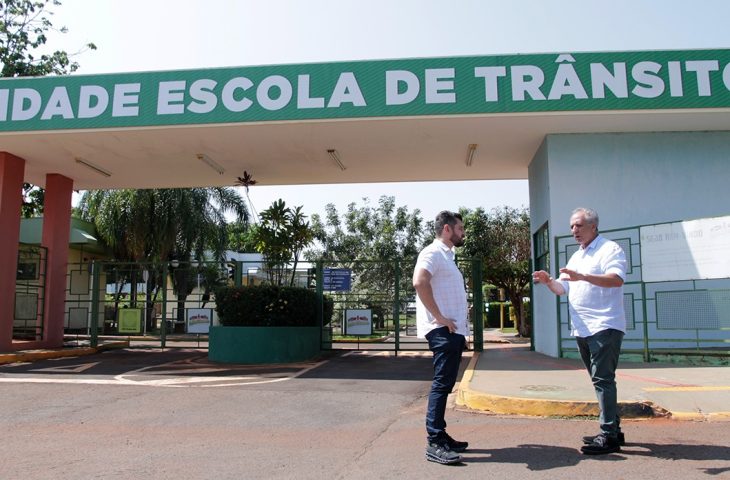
[313, 258, 484, 354]
[60, 257, 484, 354]
[14, 244, 47, 341]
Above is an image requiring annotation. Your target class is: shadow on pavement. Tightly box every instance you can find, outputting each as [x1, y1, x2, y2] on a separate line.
[457, 442, 730, 473]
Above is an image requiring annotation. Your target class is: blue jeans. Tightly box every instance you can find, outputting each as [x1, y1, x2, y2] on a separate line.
[425, 326, 465, 443]
[576, 328, 624, 437]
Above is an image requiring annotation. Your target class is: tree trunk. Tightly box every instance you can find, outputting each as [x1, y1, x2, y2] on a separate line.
[508, 291, 530, 337]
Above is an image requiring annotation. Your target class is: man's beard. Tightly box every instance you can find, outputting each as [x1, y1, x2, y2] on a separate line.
[452, 234, 465, 247]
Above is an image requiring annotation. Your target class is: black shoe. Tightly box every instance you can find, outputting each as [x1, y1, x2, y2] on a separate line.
[582, 431, 625, 446]
[444, 432, 469, 453]
[580, 434, 621, 455]
[426, 442, 462, 465]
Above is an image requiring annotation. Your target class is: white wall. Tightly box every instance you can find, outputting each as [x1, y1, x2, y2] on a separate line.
[527, 140, 559, 357]
[528, 131, 730, 357]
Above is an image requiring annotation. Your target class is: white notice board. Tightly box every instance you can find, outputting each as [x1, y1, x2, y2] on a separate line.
[640, 215, 730, 282]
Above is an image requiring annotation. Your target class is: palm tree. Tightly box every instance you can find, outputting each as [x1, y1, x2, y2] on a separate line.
[78, 187, 249, 329]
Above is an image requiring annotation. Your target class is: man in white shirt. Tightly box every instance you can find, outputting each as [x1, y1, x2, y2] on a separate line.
[413, 211, 470, 465]
[533, 207, 627, 455]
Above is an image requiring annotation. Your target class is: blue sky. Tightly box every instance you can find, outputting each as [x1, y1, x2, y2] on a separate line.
[46, 0, 730, 221]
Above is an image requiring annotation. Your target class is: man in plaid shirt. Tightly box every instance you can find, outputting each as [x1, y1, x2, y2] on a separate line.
[413, 210, 470, 465]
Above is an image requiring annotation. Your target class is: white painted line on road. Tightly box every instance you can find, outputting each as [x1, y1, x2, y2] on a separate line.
[0, 377, 127, 385]
[0, 357, 331, 388]
[31, 362, 100, 373]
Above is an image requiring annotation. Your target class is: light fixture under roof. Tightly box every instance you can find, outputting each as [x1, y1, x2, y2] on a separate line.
[327, 149, 346, 171]
[75, 157, 112, 177]
[466, 144, 478, 167]
[196, 153, 225, 175]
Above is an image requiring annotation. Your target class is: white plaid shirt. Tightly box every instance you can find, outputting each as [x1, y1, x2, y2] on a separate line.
[414, 239, 469, 338]
[557, 235, 627, 337]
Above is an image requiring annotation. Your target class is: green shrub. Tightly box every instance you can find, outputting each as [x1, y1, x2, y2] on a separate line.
[214, 285, 333, 327]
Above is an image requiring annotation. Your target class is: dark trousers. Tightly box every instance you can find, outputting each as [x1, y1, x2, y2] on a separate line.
[576, 328, 624, 437]
[425, 326, 465, 443]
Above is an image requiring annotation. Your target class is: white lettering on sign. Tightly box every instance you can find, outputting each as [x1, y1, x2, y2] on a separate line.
[78, 85, 109, 118]
[222, 77, 253, 112]
[667, 61, 683, 97]
[0, 89, 7, 121]
[1, 52, 729, 127]
[157, 81, 186, 115]
[257, 75, 292, 111]
[685, 60, 719, 96]
[385, 70, 419, 105]
[328, 72, 366, 107]
[112, 83, 141, 117]
[548, 63, 588, 100]
[631, 61, 664, 98]
[474, 66, 506, 102]
[590, 63, 628, 99]
[11, 88, 41, 120]
[297, 74, 325, 109]
[188, 79, 218, 113]
[40, 86, 74, 120]
[425, 68, 456, 104]
[511, 65, 546, 101]
[724, 63, 730, 91]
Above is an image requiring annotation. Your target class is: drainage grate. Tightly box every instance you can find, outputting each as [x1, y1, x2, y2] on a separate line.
[519, 384, 567, 392]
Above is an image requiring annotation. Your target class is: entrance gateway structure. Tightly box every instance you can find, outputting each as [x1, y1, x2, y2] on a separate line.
[2, 48, 730, 356]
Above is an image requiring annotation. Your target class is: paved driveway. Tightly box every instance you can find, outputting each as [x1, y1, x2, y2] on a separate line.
[2, 348, 728, 479]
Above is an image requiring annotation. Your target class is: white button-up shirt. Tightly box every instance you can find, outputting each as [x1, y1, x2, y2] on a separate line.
[414, 239, 469, 338]
[557, 235, 627, 337]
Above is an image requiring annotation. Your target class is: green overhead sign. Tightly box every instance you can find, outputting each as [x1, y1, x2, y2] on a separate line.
[1, 49, 730, 132]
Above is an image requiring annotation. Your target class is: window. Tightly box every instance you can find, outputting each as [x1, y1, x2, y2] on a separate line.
[533, 222, 550, 272]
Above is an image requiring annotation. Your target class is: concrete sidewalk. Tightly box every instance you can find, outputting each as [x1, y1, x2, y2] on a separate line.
[458, 333, 730, 422]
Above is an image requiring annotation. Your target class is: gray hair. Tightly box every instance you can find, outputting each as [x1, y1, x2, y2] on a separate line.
[572, 207, 599, 228]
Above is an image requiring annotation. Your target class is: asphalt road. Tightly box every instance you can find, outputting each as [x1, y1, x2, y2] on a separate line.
[1, 348, 728, 479]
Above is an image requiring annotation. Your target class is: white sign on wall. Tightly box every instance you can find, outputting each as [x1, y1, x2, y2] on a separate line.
[640, 215, 730, 282]
[344, 309, 372, 336]
[187, 308, 213, 334]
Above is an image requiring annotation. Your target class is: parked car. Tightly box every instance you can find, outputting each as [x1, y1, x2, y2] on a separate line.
[406, 301, 417, 314]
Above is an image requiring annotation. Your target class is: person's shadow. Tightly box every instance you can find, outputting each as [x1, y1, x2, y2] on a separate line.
[457, 442, 730, 474]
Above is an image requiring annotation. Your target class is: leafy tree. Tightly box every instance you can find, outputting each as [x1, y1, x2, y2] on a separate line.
[78, 187, 248, 328]
[226, 220, 258, 253]
[308, 196, 425, 321]
[253, 199, 314, 287]
[1, 0, 96, 77]
[2, 0, 96, 215]
[461, 206, 532, 337]
[21, 182, 43, 217]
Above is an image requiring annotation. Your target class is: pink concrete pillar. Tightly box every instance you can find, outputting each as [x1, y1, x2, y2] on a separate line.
[41, 173, 73, 348]
[0, 152, 25, 351]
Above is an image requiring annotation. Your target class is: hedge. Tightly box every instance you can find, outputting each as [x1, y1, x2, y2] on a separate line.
[214, 285, 333, 327]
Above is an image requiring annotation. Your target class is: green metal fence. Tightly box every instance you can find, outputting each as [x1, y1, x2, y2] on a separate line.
[556, 222, 730, 361]
[59, 257, 485, 354]
[13, 244, 47, 341]
[312, 257, 483, 353]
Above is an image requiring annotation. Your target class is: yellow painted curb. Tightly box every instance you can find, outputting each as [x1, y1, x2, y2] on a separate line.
[0, 347, 95, 364]
[457, 351, 650, 418]
[708, 412, 730, 422]
[0, 341, 128, 365]
[669, 411, 730, 422]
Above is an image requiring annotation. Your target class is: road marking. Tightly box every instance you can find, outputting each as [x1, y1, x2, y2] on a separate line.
[644, 385, 730, 392]
[0, 357, 329, 388]
[31, 362, 100, 373]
